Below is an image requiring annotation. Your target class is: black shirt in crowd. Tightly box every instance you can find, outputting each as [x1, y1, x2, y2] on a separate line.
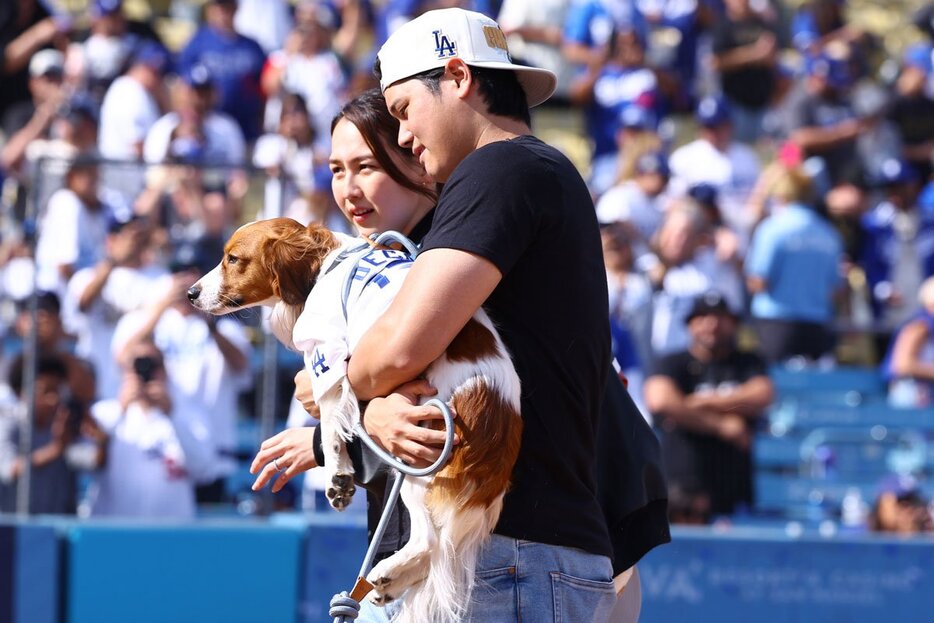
[711, 15, 778, 111]
[651, 348, 768, 516]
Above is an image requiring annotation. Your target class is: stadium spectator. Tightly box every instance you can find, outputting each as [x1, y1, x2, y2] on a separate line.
[143, 63, 246, 168]
[233, 0, 293, 55]
[859, 158, 934, 337]
[785, 43, 876, 210]
[647, 197, 745, 360]
[596, 149, 671, 265]
[66, 0, 139, 103]
[0, 0, 64, 123]
[64, 215, 169, 402]
[709, 0, 780, 144]
[882, 275, 934, 409]
[176, 0, 267, 141]
[562, 0, 645, 68]
[0, 49, 67, 175]
[633, 0, 700, 113]
[34, 156, 115, 297]
[789, 0, 868, 57]
[87, 339, 209, 518]
[744, 164, 845, 364]
[8, 291, 96, 413]
[869, 474, 934, 535]
[252, 92, 347, 231]
[601, 220, 653, 417]
[569, 22, 661, 196]
[260, 4, 349, 148]
[497, 0, 574, 102]
[0, 353, 107, 514]
[644, 290, 774, 522]
[668, 95, 762, 248]
[98, 40, 170, 163]
[112, 247, 252, 504]
[888, 43, 934, 182]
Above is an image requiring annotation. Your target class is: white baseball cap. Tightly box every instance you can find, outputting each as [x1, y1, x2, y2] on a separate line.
[29, 49, 65, 78]
[377, 8, 557, 107]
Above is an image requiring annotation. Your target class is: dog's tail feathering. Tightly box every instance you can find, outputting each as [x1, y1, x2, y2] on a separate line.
[397, 497, 505, 623]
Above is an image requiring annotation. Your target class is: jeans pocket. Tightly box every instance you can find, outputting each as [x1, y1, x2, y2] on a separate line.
[469, 567, 517, 622]
[551, 571, 617, 623]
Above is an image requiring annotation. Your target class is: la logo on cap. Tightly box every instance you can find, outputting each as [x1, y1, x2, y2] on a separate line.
[433, 30, 457, 59]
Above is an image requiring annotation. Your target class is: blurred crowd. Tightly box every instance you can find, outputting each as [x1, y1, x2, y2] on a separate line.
[0, 0, 933, 533]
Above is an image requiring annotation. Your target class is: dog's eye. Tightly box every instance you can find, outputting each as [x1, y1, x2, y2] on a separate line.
[226, 254, 239, 265]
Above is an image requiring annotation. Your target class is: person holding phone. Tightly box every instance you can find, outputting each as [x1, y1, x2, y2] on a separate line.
[85, 339, 214, 518]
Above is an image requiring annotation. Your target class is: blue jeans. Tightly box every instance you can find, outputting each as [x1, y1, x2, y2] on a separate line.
[358, 534, 617, 622]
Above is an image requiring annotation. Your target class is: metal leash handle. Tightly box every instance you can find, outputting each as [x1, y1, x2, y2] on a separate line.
[329, 400, 455, 622]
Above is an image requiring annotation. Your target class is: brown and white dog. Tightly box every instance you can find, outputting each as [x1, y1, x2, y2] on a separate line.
[188, 217, 522, 622]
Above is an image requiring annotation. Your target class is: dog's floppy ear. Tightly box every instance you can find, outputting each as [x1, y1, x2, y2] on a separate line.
[266, 221, 336, 306]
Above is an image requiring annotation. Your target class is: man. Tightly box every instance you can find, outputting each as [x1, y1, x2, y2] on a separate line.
[346, 8, 665, 621]
[644, 291, 774, 522]
[710, 0, 780, 144]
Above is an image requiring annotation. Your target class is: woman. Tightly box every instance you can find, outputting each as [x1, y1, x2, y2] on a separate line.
[250, 88, 438, 548]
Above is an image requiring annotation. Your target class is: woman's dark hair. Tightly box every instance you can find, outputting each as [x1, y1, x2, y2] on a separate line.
[373, 60, 531, 126]
[331, 88, 437, 203]
[280, 91, 316, 143]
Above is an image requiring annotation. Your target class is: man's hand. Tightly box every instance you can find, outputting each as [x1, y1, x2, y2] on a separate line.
[250, 427, 318, 493]
[717, 414, 750, 451]
[294, 369, 320, 419]
[363, 380, 457, 468]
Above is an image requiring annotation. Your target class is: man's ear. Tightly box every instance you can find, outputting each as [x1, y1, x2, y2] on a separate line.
[445, 58, 473, 98]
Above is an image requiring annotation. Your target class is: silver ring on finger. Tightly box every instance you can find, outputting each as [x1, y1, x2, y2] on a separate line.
[274, 457, 284, 472]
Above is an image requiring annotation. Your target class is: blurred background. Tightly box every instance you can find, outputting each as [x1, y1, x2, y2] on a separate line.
[1, 0, 934, 622]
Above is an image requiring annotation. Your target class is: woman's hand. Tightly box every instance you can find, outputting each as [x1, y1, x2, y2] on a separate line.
[362, 380, 457, 468]
[250, 426, 318, 493]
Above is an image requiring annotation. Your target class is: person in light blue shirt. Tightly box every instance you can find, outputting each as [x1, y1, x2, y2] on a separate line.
[744, 165, 844, 363]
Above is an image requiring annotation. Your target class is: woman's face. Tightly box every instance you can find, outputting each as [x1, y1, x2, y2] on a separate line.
[330, 118, 431, 238]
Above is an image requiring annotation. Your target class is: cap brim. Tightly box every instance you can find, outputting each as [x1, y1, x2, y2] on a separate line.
[462, 60, 557, 107]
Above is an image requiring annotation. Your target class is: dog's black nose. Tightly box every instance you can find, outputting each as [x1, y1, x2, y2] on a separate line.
[187, 285, 201, 302]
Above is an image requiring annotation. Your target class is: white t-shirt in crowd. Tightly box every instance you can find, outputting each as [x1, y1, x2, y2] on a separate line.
[64, 264, 172, 401]
[99, 75, 162, 161]
[112, 307, 253, 482]
[668, 138, 761, 243]
[87, 400, 197, 519]
[143, 111, 247, 166]
[35, 190, 109, 296]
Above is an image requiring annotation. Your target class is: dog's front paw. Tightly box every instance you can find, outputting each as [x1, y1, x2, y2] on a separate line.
[326, 473, 356, 511]
[367, 571, 402, 606]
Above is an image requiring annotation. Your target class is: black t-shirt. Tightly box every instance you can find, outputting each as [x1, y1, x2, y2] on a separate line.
[711, 16, 777, 110]
[788, 91, 863, 185]
[421, 135, 613, 558]
[651, 349, 767, 516]
[888, 94, 934, 180]
[0, 1, 51, 121]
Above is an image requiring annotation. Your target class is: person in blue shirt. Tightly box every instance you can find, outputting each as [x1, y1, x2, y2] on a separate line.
[633, 0, 701, 112]
[859, 158, 934, 338]
[570, 23, 661, 196]
[744, 164, 844, 364]
[563, 0, 646, 66]
[176, 0, 266, 141]
[881, 276, 934, 409]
